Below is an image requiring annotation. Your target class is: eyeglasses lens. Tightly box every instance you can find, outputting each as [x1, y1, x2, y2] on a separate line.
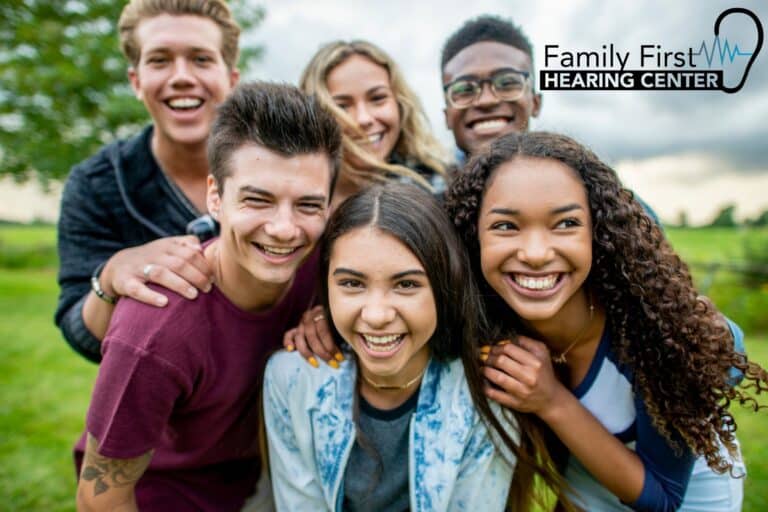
[448, 72, 526, 108]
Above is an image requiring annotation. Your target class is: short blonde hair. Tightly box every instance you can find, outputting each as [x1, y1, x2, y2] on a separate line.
[300, 40, 447, 189]
[118, 0, 241, 69]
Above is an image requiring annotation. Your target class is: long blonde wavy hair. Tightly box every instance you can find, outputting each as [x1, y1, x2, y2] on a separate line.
[300, 40, 447, 190]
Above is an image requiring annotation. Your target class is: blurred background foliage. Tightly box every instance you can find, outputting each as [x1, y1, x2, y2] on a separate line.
[0, 0, 264, 184]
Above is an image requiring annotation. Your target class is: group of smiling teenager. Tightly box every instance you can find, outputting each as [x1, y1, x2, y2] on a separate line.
[57, 1, 766, 512]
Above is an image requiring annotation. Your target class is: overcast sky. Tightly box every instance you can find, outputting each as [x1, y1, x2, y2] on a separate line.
[246, 0, 768, 224]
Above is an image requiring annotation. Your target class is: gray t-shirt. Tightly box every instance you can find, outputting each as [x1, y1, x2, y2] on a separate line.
[342, 390, 420, 512]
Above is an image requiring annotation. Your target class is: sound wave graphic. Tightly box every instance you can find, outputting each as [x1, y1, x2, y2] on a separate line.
[693, 36, 753, 66]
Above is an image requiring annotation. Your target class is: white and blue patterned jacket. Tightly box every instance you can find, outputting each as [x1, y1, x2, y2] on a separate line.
[263, 351, 515, 511]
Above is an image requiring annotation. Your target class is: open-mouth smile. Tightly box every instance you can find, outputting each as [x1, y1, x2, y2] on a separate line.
[358, 333, 406, 356]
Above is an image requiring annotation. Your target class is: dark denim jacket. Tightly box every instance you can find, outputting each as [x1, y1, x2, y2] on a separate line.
[55, 125, 199, 362]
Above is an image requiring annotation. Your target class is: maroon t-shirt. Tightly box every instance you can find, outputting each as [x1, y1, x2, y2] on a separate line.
[75, 250, 318, 511]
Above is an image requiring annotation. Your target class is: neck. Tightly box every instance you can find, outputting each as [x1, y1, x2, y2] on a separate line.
[330, 172, 362, 212]
[358, 349, 430, 410]
[521, 290, 604, 355]
[151, 130, 210, 181]
[204, 240, 290, 313]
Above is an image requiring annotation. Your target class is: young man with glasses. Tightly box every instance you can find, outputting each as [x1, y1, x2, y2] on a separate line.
[440, 15, 541, 160]
[439, 15, 659, 226]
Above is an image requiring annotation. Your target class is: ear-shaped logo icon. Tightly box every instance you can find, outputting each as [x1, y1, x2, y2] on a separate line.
[716, 8, 763, 93]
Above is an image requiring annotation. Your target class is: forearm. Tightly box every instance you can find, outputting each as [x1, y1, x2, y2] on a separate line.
[541, 388, 645, 504]
[76, 487, 137, 512]
[82, 290, 116, 342]
[59, 295, 104, 363]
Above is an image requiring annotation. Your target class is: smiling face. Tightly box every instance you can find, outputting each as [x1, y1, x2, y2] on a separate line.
[326, 54, 401, 164]
[443, 41, 541, 156]
[207, 144, 331, 288]
[478, 156, 592, 324]
[328, 227, 436, 385]
[129, 14, 239, 151]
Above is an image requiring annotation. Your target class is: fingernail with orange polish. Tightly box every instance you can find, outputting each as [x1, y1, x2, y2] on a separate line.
[334, 352, 345, 362]
[308, 357, 319, 368]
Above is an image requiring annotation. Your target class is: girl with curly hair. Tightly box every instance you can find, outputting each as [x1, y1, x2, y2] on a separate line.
[446, 131, 766, 511]
[300, 40, 448, 208]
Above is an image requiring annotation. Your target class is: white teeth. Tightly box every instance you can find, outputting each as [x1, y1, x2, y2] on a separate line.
[260, 245, 297, 256]
[367, 133, 383, 144]
[514, 274, 558, 290]
[167, 97, 202, 109]
[472, 119, 508, 133]
[361, 333, 404, 352]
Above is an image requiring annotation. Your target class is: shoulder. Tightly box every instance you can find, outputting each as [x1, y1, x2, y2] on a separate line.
[265, 350, 353, 396]
[105, 285, 211, 356]
[63, 127, 152, 196]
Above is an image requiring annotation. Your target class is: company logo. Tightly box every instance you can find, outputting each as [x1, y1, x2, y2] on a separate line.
[540, 8, 763, 93]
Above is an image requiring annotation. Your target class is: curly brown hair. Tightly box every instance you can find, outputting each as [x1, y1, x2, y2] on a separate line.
[446, 131, 768, 474]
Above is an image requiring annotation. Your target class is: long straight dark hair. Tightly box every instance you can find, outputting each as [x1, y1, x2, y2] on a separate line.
[319, 182, 571, 510]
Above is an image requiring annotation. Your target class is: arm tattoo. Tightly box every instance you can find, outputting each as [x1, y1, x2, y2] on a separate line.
[81, 433, 154, 497]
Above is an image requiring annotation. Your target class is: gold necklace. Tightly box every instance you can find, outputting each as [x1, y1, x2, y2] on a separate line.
[551, 298, 595, 365]
[360, 365, 427, 391]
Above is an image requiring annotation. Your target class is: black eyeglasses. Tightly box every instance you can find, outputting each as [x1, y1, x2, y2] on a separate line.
[443, 68, 531, 109]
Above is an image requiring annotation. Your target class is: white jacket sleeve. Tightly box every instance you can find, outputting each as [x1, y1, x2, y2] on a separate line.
[263, 357, 329, 511]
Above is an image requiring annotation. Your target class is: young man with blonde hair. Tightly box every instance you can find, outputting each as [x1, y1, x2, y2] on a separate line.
[56, 0, 240, 363]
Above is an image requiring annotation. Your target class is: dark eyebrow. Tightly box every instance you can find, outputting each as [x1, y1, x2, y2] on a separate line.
[451, 67, 527, 83]
[239, 186, 272, 197]
[490, 207, 519, 216]
[392, 270, 426, 280]
[332, 268, 365, 278]
[299, 195, 327, 203]
[551, 204, 584, 215]
[238, 187, 325, 203]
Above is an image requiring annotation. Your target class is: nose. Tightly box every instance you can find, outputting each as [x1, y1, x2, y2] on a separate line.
[516, 230, 555, 267]
[475, 81, 500, 108]
[360, 293, 397, 328]
[169, 57, 195, 87]
[354, 101, 374, 129]
[263, 206, 300, 241]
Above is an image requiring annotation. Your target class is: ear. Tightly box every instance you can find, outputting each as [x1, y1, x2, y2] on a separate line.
[229, 67, 240, 88]
[127, 66, 143, 101]
[443, 106, 451, 129]
[206, 175, 221, 219]
[531, 92, 542, 118]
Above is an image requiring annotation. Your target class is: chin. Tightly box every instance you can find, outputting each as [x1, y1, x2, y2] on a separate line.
[506, 298, 563, 322]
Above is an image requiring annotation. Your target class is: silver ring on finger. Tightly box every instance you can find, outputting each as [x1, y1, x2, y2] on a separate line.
[142, 264, 154, 279]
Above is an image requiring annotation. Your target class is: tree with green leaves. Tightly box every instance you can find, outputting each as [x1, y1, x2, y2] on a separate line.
[708, 204, 738, 228]
[0, 0, 263, 184]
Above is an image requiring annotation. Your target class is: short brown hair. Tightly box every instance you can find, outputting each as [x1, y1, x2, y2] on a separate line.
[208, 82, 342, 193]
[118, 0, 241, 69]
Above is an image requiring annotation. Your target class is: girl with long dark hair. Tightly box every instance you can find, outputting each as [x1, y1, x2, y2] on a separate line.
[447, 131, 766, 511]
[263, 183, 569, 511]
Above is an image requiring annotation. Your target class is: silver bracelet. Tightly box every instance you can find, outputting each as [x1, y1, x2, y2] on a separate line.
[90, 261, 117, 305]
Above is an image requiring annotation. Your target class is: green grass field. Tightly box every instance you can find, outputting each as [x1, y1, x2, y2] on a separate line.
[0, 224, 766, 510]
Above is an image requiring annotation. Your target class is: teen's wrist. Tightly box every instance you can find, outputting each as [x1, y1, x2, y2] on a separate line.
[91, 261, 117, 304]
